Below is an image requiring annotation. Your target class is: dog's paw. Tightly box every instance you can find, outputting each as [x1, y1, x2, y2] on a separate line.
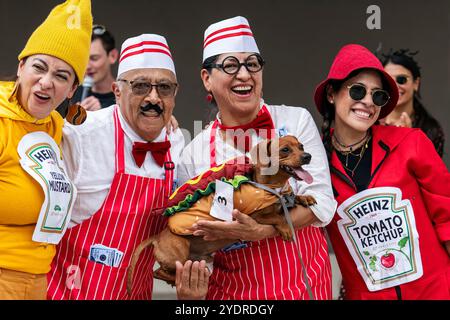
[154, 268, 176, 286]
[276, 224, 293, 241]
[296, 195, 317, 207]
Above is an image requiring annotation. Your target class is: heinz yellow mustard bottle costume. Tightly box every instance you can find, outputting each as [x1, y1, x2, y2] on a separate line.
[0, 0, 91, 300]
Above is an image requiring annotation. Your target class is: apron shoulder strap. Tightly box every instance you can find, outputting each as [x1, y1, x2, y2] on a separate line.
[162, 135, 175, 197]
[113, 107, 126, 174]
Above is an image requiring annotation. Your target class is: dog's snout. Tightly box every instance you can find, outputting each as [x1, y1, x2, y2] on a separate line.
[301, 153, 312, 165]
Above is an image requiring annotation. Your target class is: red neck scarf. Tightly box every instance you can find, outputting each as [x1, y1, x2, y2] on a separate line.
[216, 107, 274, 152]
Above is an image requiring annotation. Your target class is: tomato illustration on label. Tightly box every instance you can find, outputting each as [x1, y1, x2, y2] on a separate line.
[364, 236, 409, 271]
[381, 253, 395, 268]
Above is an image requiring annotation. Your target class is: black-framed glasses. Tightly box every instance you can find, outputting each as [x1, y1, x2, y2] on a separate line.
[93, 24, 107, 36]
[395, 75, 410, 85]
[118, 79, 178, 97]
[208, 54, 265, 75]
[347, 83, 390, 107]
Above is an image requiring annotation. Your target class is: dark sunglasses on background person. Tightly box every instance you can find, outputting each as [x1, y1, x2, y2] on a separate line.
[346, 83, 390, 107]
[208, 53, 265, 75]
[118, 79, 178, 97]
[395, 75, 410, 85]
[93, 24, 107, 36]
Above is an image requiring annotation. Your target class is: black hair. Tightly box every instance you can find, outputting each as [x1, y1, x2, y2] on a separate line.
[92, 30, 116, 54]
[381, 49, 421, 79]
[380, 48, 421, 98]
[201, 54, 220, 121]
[380, 49, 445, 157]
[202, 54, 220, 73]
[321, 96, 336, 162]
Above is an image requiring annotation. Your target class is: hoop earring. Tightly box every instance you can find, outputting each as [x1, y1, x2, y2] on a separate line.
[66, 100, 87, 125]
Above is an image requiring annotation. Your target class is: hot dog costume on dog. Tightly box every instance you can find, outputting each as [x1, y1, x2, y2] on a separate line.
[166, 156, 295, 236]
[177, 16, 337, 300]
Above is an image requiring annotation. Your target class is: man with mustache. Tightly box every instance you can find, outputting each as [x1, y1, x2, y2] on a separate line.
[48, 34, 209, 300]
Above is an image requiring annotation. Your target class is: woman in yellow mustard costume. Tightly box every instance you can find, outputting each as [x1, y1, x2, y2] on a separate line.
[0, 0, 91, 299]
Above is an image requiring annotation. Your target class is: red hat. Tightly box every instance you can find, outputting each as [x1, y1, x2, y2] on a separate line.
[314, 44, 399, 119]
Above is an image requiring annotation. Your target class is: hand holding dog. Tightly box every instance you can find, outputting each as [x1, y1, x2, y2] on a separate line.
[192, 204, 320, 242]
[176, 260, 210, 300]
[191, 209, 278, 242]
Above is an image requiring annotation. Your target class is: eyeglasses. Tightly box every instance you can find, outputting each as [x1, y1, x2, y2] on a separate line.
[395, 75, 410, 85]
[347, 83, 390, 107]
[93, 24, 107, 36]
[208, 54, 265, 75]
[118, 79, 178, 97]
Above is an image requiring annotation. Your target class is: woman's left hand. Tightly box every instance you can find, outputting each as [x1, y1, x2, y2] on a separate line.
[381, 112, 412, 128]
[191, 209, 277, 242]
[176, 260, 210, 300]
[166, 115, 179, 134]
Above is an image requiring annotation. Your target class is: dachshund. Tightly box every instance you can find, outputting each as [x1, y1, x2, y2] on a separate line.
[126, 135, 317, 292]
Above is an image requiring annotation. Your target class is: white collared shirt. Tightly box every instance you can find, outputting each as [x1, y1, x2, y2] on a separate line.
[178, 100, 337, 226]
[62, 106, 184, 227]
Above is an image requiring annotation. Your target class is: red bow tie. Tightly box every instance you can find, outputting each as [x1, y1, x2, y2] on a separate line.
[217, 108, 274, 152]
[132, 140, 171, 168]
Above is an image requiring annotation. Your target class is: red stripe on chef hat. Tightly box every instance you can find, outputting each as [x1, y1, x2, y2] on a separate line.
[117, 34, 176, 77]
[120, 41, 172, 63]
[202, 16, 259, 62]
[203, 24, 253, 48]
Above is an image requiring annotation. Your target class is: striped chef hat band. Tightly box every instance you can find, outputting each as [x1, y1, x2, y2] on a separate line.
[203, 16, 260, 62]
[118, 34, 176, 77]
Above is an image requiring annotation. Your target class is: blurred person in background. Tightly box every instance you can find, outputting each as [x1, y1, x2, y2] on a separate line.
[380, 49, 445, 157]
[57, 24, 118, 116]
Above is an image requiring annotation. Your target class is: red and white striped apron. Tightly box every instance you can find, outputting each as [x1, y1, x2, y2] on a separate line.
[207, 109, 332, 300]
[47, 107, 174, 300]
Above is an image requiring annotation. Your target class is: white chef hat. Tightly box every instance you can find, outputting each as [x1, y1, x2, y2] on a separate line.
[202, 16, 260, 62]
[118, 34, 176, 77]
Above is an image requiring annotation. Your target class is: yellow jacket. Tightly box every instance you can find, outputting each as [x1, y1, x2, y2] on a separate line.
[0, 81, 64, 274]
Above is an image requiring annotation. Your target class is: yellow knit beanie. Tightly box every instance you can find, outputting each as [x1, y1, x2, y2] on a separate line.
[18, 0, 92, 83]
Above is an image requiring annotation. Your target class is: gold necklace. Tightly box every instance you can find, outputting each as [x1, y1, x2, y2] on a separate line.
[333, 135, 371, 177]
[333, 132, 368, 153]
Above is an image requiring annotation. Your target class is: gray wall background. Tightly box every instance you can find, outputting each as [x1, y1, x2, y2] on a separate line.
[1, 0, 449, 166]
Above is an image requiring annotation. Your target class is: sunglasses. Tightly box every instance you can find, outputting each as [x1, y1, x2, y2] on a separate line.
[346, 83, 390, 107]
[118, 79, 177, 97]
[208, 54, 265, 75]
[395, 75, 410, 85]
[93, 24, 107, 36]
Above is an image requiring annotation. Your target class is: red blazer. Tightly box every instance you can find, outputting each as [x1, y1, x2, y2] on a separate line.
[327, 125, 450, 299]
